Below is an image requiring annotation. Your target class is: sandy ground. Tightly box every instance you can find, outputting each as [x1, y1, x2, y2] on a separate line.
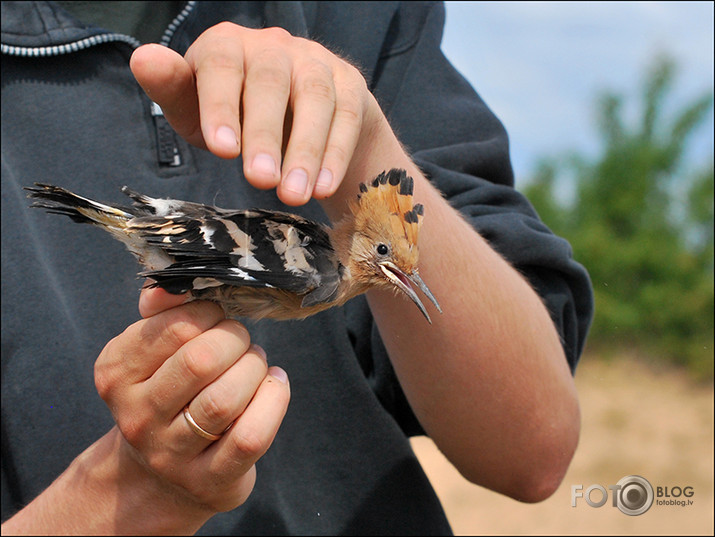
[410, 355, 714, 535]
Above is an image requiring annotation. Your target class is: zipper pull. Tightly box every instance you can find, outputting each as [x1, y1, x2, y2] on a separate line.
[151, 102, 182, 167]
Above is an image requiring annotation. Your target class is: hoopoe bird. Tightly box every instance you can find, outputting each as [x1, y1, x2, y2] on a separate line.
[26, 169, 442, 322]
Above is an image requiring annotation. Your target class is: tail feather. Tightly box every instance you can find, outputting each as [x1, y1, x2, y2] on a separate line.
[25, 183, 132, 228]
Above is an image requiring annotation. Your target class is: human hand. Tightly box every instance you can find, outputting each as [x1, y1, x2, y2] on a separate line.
[1, 287, 290, 535]
[129, 22, 392, 207]
[94, 286, 290, 524]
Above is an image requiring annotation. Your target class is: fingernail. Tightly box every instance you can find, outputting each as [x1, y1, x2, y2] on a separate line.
[251, 344, 267, 360]
[215, 125, 238, 150]
[269, 366, 289, 384]
[283, 168, 309, 196]
[251, 153, 277, 177]
[315, 168, 333, 193]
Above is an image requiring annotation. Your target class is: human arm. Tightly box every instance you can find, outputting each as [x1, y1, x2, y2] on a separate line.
[129, 8, 588, 501]
[322, 119, 581, 502]
[1, 288, 290, 535]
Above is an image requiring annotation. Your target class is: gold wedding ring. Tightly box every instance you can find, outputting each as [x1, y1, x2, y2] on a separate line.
[183, 405, 229, 442]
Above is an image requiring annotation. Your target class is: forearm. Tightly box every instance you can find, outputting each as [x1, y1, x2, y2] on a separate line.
[369, 183, 580, 501]
[322, 110, 580, 502]
[1, 429, 211, 535]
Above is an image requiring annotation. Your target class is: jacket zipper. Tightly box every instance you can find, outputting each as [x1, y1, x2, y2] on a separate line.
[1, 1, 197, 169]
[0, 33, 142, 57]
[160, 1, 196, 47]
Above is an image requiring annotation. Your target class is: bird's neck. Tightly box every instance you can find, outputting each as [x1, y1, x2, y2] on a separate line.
[327, 214, 372, 303]
[327, 213, 355, 271]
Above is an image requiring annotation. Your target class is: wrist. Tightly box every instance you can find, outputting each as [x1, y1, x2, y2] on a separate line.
[70, 428, 211, 535]
[2, 428, 214, 536]
[95, 428, 215, 535]
[319, 98, 415, 222]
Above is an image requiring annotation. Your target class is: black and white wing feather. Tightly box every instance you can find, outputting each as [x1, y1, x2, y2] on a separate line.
[26, 184, 344, 307]
[134, 208, 342, 302]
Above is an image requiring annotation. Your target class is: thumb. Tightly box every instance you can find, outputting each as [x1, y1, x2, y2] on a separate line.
[138, 281, 190, 318]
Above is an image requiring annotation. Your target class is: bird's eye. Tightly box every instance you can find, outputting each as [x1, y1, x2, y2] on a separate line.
[376, 243, 389, 256]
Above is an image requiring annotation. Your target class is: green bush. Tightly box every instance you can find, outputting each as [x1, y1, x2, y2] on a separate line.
[524, 56, 714, 380]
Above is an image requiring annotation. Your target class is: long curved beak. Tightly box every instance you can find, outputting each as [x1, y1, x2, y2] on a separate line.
[379, 262, 442, 323]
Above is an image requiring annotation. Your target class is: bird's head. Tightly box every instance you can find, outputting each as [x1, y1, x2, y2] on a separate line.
[344, 169, 442, 323]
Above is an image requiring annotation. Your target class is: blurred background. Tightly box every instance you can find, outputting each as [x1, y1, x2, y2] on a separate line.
[409, 2, 714, 535]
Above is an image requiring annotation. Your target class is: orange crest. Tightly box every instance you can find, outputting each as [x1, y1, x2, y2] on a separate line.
[349, 169, 423, 246]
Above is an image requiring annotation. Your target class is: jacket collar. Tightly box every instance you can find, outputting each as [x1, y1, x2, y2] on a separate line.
[1, 1, 105, 48]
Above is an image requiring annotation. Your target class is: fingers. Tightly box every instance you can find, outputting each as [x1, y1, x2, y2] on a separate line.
[146, 319, 252, 421]
[174, 343, 268, 441]
[95, 300, 226, 405]
[132, 23, 372, 205]
[309, 63, 368, 200]
[198, 365, 290, 475]
[183, 23, 244, 159]
[130, 44, 205, 150]
[95, 285, 291, 514]
[159, 364, 290, 513]
[240, 30, 292, 190]
[276, 58, 336, 205]
[246, 44, 365, 206]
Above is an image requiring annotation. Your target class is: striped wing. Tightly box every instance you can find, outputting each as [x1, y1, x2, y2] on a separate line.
[26, 184, 344, 307]
[132, 208, 342, 303]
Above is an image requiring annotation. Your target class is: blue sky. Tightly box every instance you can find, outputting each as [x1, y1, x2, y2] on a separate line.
[441, 1, 714, 187]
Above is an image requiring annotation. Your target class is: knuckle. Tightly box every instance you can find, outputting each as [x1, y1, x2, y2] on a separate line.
[197, 387, 233, 424]
[144, 450, 174, 477]
[302, 77, 336, 104]
[145, 380, 172, 412]
[324, 141, 351, 165]
[225, 319, 251, 346]
[337, 63, 369, 107]
[248, 61, 290, 91]
[93, 362, 112, 401]
[290, 139, 324, 162]
[300, 38, 330, 58]
[197, 52, 244, 76]
[296, 63, 336, 102]
[342, 60, 367, 86]
[335, 100, 363, 129]
[230, 427, 266, 460]
[196, 22, 245, 49]
[118, 413, 151, 448]
[94, 334, 127, 400]
[160, 311, 198, 349]
[211, 21, 242, 37]
[160, 302, 220, 349]
[259, 26, 292, 43]
[94, 342, 114, 399]
[180, 339, 218, 381]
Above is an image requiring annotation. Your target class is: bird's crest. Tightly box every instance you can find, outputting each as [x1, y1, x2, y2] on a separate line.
[349, 169, 423, 247]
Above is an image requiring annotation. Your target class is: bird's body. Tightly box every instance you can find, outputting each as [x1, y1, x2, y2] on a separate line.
[26, 169, 441, 322]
